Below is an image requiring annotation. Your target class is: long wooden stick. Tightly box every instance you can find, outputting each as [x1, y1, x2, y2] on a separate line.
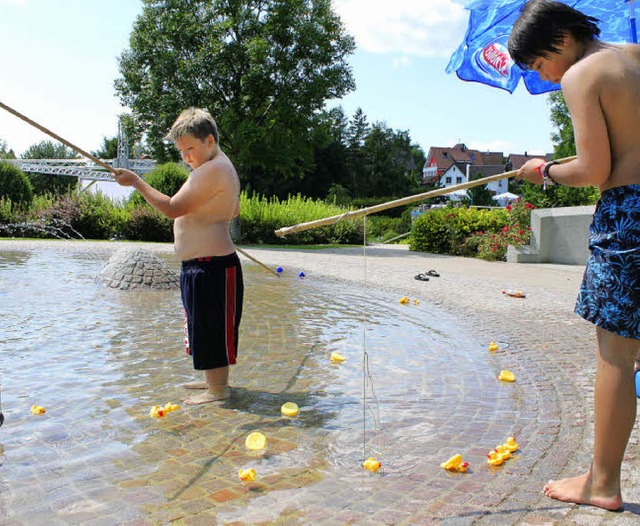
[0, 100, 115, 173]
[236, 246, 280, 277]
[275, 155, 576, 237]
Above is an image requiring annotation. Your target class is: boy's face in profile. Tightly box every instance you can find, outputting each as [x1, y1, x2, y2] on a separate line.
[175, 134, 216, 169]
[528, 36, 574, 84]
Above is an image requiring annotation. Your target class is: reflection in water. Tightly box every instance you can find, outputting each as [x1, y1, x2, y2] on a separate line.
[0, 244, 513, 523]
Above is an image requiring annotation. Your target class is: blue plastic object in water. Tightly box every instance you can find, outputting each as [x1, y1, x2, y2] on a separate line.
[276, 267, 283, 274]
[635, 369, 640, 399]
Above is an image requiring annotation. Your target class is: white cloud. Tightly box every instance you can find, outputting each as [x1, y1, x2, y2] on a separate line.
[333, 0, 468, 57]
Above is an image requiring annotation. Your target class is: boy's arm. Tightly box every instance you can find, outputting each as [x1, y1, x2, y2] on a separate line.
[115, 165, 221, 219]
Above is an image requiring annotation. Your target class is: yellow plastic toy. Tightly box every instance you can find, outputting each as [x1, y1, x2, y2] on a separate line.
[498, 370, 515, 382]
[281, 402, 299, 418]
[149, 402, 181, 419]
[362, 457, 382, 473]
[245, 431, 267, 450]
[330, 351, 346, 364]
[238, 468, 257, 481]
[413, 299, 420, 306]
[488, 342, 499, 352]
[440, 453, 469, 472]
[399, 296, 410, 305]
[504, 436, 519, 452]
[487, 449, 505, 466]
[30, 405, 46, 415]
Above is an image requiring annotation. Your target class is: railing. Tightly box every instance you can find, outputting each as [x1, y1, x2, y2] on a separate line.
[5, 158, 157, 181]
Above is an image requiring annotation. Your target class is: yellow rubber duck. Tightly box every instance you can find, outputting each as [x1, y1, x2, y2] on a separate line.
[413, 299, 420, 306]
[399, 296, 410, 305]
[330, 351, 346, 364]
[245, 431, 267, 450]
[149, 402, 181, 419]
[281, 402, 299, 418]
[30, 405, 46, 415]
[440, 453, 469, 472]
[238, 468, 257, 481]
[498, 370, 515, 382]
[504, 436, 519, 452]
[494, 444, 511, 460]
[362, 457, 382, 473]
[488, 342, 499, 352]
[487, 449, 505, 466]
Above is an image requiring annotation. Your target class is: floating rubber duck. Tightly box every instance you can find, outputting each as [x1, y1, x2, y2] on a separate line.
[504, 436, 519, 452]
[399, 296, 410, 305]
[413, 299, 420, 306]
[362, 457, 382, 473]
[498, 370, 516, 382]
[245, 431, 267, 451]
[330, 351, 346, 364]
[149, 402, 181, 419]
[488, 342, 499, 352]
[502, 289, 526, 298]
[238, 468, 257, 481]
[30, 405, 46, 415]
[440, 453, 469, 472]
[281, 402, 299, 418]
[494, 444, 511, 460]
[487, 449, 505, 466]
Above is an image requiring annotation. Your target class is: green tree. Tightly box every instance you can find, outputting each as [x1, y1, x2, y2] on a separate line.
[92, 137, 118, 159]
[116, 0, 356, 189]
[0, 161, 33, 209]
[0, 139, 16, 159]
[468, 172, 495, 206]
[548, 92, 575, 158]
[21, 140, 78, 195]
[129, 162, 189, 208]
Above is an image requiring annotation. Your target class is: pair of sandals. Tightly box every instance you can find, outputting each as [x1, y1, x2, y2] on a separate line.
[414, 270, 440, 281]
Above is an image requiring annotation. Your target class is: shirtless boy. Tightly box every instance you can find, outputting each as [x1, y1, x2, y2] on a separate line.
[114, 108, 243, 405]
[507, 0, 640, 511]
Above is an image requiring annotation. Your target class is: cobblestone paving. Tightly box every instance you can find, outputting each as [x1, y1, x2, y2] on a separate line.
[1, 240, 639, 525]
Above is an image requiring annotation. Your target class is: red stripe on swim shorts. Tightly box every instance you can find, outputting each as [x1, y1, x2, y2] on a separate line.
[225, 266, 237, 364]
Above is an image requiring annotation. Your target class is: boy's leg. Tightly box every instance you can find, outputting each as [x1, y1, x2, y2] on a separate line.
[544, 327, 638, 510]
[184, 366, 230, 404]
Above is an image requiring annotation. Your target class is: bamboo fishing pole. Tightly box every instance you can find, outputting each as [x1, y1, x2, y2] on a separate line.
[275, 155, 576, 237]
[1, 100, 279, 276]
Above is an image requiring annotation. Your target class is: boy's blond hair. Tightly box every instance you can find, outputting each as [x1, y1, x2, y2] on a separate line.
[166, 107, 219, 144]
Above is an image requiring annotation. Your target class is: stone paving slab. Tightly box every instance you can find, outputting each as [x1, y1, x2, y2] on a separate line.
[1, 239, 639, 525]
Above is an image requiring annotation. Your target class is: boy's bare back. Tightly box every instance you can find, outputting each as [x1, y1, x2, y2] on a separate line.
[563, 43, 640, 192]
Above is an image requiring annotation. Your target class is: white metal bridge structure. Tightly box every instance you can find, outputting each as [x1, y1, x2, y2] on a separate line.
[5, 122, 156, 183]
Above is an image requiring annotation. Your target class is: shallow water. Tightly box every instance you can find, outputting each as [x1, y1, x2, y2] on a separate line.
[0, 243, 515, 523]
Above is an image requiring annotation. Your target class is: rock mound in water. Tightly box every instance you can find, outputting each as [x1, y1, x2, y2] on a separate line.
[100, 248, 179, 290]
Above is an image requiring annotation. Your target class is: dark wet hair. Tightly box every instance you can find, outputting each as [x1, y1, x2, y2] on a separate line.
[507, 0, 600, 69]
[166, 107, 219, 144]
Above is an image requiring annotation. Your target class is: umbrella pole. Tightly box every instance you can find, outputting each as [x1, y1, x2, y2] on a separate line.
[275, 155, 576, 237]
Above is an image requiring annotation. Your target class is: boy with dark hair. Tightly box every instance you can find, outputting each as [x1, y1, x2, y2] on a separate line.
[508, 0, 640, 512]
[115, 108, 243, 405]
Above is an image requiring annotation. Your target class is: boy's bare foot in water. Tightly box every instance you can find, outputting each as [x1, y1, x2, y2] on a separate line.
[183, 381, 208, 389]
[184, 387, 230, 405]
[543, 471, 623, 511]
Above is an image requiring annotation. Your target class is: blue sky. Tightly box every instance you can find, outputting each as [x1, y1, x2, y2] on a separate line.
[0, 0, 555, 160]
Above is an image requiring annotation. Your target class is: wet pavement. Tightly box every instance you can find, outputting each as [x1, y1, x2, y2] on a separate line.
[1, 240, 639, 525]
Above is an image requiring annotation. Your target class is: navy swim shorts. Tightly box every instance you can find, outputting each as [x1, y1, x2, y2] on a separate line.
[575, 184, 640, 340]
[181, 252, 244, 370]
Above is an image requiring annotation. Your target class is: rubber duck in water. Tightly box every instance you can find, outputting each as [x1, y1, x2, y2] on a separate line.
[362, 457, 382, 473]
[498, 370, 515, 382]
[330, 351, 346, 364]
[399, 296, 410, 305]
[238, 468, 257, 481]
[441, 453, 469, 472]
[504, 436, 519, 452]
[488, 342, 499, 352]
[487, 449, 505, 466]
[502, 289, 526, 298]
[149, 402, 181, 419]
[30, 405, 46, 415]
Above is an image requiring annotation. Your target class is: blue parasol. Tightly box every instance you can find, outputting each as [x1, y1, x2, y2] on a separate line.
[446, 0, 637, 94]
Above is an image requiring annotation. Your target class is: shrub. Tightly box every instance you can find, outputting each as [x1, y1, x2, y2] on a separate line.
[462, 200, 534, 261]
[123, 206, 173, 242]
[0, 161, 33, 209]
[410, 205, 508, 255]
[129, 162, 189, 207]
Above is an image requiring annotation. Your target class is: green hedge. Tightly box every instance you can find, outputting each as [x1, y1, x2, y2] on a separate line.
[0, 161, 33, 209]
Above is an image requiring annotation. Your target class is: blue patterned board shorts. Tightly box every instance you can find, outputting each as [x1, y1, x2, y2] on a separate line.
[575, 184, 640, 340]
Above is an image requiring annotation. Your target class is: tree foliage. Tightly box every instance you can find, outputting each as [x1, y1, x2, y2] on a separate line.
[116, 0, 356, 181]
[0, 161, 33, 209]
[21, 140, 78, 195]
[548, 92, 576, 159]
[0, 139, 16, 160]
[128, 162, 189, 208]
[92, 137, 119, 159]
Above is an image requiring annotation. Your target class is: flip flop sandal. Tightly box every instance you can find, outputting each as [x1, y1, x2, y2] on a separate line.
[414, 273, 430, 281]
[426, 270, 440, 277]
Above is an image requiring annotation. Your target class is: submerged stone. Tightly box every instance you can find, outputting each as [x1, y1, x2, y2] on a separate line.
[100, 248, 179, 290]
